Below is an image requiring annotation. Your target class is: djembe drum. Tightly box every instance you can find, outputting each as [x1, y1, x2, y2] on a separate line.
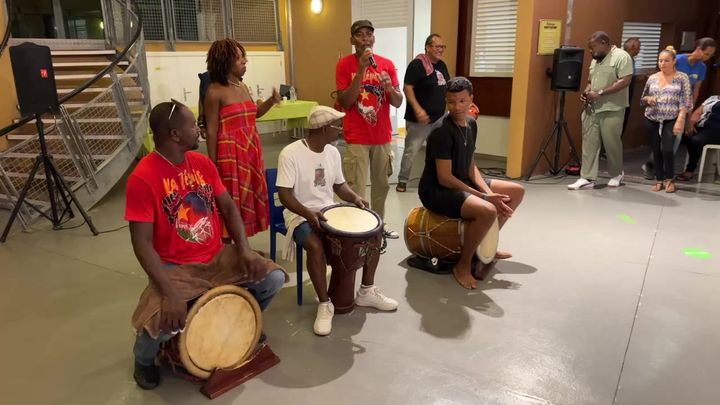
[320, 204, 383, 314]
[404, 206, 499, 265]
[161, 285, 262, 379]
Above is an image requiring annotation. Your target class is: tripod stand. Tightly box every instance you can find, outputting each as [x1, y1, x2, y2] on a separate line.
[1, 113, 98, 242]
[525, 91, 581, 180]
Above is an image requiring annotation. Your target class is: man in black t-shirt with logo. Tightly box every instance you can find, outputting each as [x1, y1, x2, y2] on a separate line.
[396, 34, 451, 192]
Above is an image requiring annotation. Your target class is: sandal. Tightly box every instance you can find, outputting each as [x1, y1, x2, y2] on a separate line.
[651, 182, 664, 192]
[675, 172, 694, 181]
[664, 180, 676, 193]
[395, 182, 407, 192]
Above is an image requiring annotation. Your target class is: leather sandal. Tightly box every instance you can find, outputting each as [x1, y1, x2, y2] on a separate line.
[651, 182, 664, 192]
[664, 180, 676, 193]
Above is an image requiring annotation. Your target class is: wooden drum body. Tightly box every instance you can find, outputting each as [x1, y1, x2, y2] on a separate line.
[166, 285, 262, 379]
[404, 206, 499, 265]
[320, 204, 383, 314]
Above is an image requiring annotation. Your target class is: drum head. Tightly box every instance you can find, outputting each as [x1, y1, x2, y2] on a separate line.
[476, 217, 500, 264]
[320, 204, 381, 237]
[179, 285, 262, 379]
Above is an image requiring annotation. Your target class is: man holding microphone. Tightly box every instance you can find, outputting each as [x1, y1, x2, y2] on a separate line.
[336, 20, 404, 239]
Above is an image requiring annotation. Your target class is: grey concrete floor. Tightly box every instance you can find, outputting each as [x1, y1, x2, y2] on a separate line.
[1, 134, 719, 405]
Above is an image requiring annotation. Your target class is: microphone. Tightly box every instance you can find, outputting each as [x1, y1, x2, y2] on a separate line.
[369, 55, 377, 69]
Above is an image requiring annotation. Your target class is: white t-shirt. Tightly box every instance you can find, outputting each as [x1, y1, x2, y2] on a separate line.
[276, 140, 345, 225]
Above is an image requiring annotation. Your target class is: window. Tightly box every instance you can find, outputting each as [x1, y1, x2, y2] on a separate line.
[621, 22, 662, 72]
[469, 0, 518, 77]
[135, 0, 279, 44]
[136, 0, 166, 41]
[232, 0, 280, 43]
[172, 0, 225, 42]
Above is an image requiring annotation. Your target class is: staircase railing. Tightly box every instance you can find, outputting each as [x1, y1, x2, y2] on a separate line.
[0, 0, 150, 230]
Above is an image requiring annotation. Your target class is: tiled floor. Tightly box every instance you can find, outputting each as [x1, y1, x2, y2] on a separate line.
[0, 134, 719, 405]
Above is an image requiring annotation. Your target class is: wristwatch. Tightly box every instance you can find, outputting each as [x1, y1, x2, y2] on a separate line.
[598, 89, 605, 96]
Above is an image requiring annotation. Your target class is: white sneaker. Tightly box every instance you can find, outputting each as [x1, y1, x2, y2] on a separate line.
[608, 171, 624, 187]
[567, 178, 595, 190]
[355, 286, 398, 311]
[313, 301, 334, 336]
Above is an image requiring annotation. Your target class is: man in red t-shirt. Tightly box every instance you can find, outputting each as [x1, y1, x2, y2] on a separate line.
[125, 101, 286, 390]
[336, 20, 404, 239]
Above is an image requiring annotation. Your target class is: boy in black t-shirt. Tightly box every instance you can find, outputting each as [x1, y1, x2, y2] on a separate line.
[418, 77, 525, 289]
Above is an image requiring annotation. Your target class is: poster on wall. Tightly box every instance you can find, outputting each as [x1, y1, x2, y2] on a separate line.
[538, 19, 562, 55]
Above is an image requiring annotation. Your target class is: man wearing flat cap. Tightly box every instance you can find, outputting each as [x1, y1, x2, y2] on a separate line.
[336, 19, 404, 240]
[276, 106, 399, 336]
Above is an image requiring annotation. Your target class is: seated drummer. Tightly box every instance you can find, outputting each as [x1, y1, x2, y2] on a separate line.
[418, 77, 525, 289]
[125, 101, 287, 390]
[276, 106, 398, 336]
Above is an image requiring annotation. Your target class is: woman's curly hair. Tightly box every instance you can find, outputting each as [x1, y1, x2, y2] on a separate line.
[207, 38, 246, 85]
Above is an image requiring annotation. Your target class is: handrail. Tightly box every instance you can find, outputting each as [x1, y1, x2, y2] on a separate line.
[0, 0, 142, 138]
[0, 0, 12, 56]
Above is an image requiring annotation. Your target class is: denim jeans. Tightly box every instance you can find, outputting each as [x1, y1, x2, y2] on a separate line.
[133, 268, 286, 366]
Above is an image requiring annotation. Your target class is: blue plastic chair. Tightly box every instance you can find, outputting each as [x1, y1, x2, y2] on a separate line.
[265, 168, 305, 306]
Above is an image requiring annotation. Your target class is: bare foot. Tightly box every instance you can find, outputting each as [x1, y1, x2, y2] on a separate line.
[495, 251, 512, 260]
[452, 264, 477, 289]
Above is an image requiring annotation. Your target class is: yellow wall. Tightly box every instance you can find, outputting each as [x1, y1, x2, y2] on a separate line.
[290, 0, 351, 107]
[0, 0, 18, 151]
[431, 0, 459, 77]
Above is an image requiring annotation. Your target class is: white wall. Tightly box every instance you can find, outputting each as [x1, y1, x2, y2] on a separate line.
[476, 116, 509, 157]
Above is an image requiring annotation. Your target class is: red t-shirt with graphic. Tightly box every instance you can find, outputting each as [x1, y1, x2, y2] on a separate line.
[124, 151, 227, 265]
[336, 53, 399, 145]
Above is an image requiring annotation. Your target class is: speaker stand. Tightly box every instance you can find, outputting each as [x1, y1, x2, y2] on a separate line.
[1, 113, 98, 242]
[525, 91, 581, 180]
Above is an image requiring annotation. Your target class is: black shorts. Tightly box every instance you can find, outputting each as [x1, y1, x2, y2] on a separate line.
[419, 179, 492, 219]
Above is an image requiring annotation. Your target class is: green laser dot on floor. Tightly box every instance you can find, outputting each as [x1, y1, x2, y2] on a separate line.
[684, 248, 711, 259]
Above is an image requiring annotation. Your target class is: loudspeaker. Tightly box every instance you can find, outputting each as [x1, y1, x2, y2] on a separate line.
[9, 42, 60, 116]
[551, 47, 584, 91]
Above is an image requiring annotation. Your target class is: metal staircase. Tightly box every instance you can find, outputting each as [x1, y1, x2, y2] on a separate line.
[0, 0, 150, 232]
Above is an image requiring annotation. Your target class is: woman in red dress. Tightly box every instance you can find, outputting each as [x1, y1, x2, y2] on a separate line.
[203, 39, 280, 237]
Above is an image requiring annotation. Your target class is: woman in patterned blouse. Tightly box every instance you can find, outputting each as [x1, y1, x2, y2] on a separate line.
[641, 46, 693, 193]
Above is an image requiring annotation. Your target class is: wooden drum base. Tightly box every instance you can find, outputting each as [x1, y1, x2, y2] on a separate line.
[327, 266, 358, 314]
[200, 344, 280, 399]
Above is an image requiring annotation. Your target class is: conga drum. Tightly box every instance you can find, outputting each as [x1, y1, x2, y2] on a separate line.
[162, 285, 262, 379]
[404, 206, 499, 265]
[320, 203, 383, 314]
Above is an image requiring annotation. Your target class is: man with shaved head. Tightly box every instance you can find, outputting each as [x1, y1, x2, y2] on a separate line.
[569, 31, 633, 190]
[125, 101, 286, 390]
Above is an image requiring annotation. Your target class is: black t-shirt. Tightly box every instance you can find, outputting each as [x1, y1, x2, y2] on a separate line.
[403, 58, 450, 123]
[418, 115, 477, 195]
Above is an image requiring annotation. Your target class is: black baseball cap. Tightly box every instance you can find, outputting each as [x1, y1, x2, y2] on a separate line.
[351, 20, 374, 35]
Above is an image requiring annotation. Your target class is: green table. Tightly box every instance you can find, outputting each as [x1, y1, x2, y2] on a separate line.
[257, 100, 318, 133]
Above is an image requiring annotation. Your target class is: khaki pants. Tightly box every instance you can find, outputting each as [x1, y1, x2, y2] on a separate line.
[581, 109, 625, 180]
[342, 143, 393, 220]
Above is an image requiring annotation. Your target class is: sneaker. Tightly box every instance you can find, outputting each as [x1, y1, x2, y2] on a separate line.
[567, 178, 595, 190]
[608, 171, 624, 187]
[383, 228, 399, 239]
[641, 161, 654, 180]
[313, 301, 334, 336]
[355, 286, 398, 311]
[133, 362, 160, 390]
